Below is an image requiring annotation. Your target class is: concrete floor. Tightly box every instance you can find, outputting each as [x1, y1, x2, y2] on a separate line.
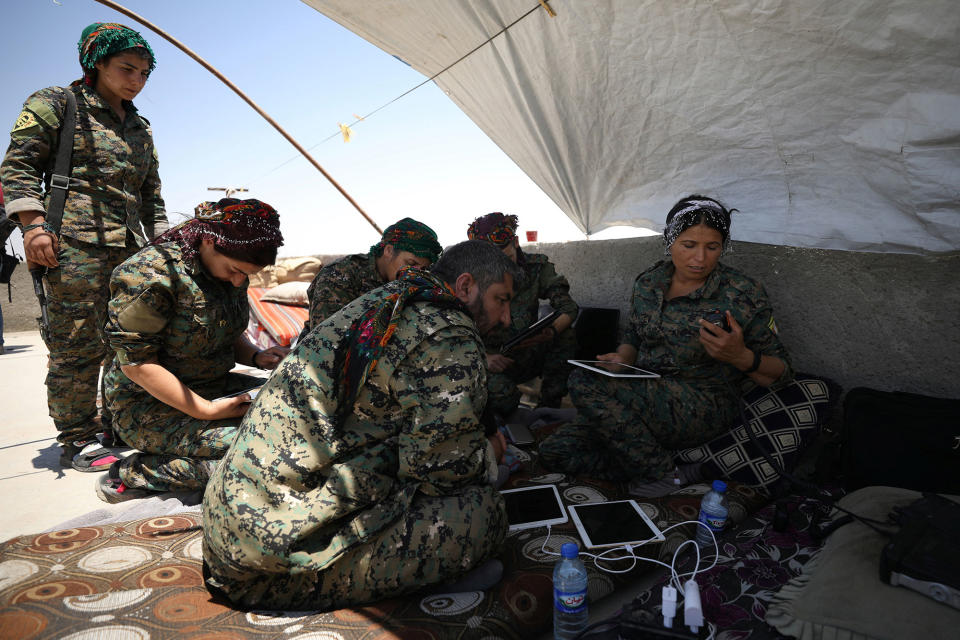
[0, 330, 140, 542]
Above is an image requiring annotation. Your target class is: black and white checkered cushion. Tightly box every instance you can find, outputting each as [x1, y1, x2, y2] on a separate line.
[675, 376, 832, 488]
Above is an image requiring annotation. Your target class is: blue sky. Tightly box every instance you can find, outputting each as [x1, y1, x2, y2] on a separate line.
[2, 0, 649, 256]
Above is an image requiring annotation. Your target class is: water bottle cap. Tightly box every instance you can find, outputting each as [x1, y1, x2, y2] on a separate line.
[712, 479, 727, 493]
[561, 542, 579, 558]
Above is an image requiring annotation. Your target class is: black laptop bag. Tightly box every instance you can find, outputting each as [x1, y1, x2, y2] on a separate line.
[841, 387, 960, 494]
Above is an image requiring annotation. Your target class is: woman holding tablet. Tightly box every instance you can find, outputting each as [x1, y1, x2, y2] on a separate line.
[97, 198, 287, 503]
[539, 195, 793, 496]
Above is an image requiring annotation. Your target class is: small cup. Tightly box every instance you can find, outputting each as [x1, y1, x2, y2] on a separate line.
[525, 231, 538, 242]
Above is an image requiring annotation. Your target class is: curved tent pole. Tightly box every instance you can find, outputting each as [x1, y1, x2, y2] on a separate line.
[92, 0, 383, 235]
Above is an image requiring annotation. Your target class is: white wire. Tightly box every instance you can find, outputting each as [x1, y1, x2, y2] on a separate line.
[539, 519, 723, 630]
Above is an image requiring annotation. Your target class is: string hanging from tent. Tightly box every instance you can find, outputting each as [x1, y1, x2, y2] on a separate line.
[89, 0, 383, 235]
[262, 1, 556, 178]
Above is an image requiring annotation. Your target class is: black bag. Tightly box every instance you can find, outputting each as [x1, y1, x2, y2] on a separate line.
[841, 387, 960, 493]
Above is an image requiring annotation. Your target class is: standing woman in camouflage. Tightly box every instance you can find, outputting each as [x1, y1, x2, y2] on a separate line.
[0, 23, 168, 470]
[539, 195, 794, 495]
[97, 198, 286, 503]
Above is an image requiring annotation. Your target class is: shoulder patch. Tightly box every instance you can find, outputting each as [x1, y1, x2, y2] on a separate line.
[12, 110, 39, 133]
[767, 316, 779, 335]
[117, 291, 169, 334]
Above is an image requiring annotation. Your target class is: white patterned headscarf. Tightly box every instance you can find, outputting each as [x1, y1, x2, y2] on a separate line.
[662, 196, 735, 255]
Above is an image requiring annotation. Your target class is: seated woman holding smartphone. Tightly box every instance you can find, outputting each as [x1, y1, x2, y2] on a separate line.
[539, 195, 793, 496]
[97, 199, 287, 503]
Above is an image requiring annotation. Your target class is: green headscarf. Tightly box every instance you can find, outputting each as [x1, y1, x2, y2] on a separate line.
[370, 217, 442, 262]
[78, 22, 156, 79]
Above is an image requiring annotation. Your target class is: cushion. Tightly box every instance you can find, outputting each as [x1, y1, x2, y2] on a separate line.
[246, 287, 308, 347]
[674, 375, 832, 488]
[765, 486, 960, 639]
[248, 256, 323, 288]
[260, 281, 309, 307]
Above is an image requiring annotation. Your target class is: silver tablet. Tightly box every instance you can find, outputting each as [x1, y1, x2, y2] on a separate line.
[567, 360, 661, 378]
[501, 485, 569, 531]
[569, 500, 666, 549]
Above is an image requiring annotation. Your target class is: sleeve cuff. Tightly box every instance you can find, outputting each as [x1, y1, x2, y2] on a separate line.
[483, 440, 501, 485]
[5, 197, 45, 218]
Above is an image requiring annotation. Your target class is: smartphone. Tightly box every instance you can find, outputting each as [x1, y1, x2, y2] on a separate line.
[703, 309, 731, 334]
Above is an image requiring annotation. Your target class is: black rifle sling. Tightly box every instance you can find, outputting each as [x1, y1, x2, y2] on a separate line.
[45, 86, 77, 236]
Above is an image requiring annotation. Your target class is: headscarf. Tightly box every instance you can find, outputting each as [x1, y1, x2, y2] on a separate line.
[467, 212, 519, 247]
[662, 196, 735, 255]
[333, 266, 464, 421]
[369, 217, 442, 262]
[150, 198, 283, 262]
[78, 22, 156, 86]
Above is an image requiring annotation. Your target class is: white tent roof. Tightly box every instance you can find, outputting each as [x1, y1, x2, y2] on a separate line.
[305, 0, 960, 253]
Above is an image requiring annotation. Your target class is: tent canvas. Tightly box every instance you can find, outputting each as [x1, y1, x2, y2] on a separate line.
[305, 0, 960, 254]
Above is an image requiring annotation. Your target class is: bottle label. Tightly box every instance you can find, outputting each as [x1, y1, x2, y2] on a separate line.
[554, 588, 587, 614]
[699, 510, 726, 531]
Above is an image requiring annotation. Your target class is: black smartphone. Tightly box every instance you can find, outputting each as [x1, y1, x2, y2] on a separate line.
[703, 309, 731, 335]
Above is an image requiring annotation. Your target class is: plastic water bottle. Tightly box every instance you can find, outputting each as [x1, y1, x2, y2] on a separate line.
[553, 542, 588, 639]
[695, 480, 729, 547]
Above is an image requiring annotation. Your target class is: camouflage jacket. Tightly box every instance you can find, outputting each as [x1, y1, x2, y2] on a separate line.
[483, 252, 578, 350]
[625, 260, 793, 389]
[299, 252, 382, 339]
[203, 278, 498, 576]
[1, 83, 167, 246]
[103, 242, 249, 410]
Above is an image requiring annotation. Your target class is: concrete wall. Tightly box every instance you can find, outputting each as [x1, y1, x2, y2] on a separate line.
[6, 239, 957, 400]
[532, 237, 960, 399]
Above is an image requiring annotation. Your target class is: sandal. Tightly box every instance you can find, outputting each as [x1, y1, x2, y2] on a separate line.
[71, 441, 120, 473]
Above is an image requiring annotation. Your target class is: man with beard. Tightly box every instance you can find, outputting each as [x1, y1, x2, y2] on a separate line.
[202, 240, 523, 610]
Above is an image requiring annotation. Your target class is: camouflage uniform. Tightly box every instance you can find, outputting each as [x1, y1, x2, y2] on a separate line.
[103, 243, 258, 492]
[483, 252, 578, 413]
[1, 83, 167, 444]
[297, 252, 381, 342]
[539, 260, 793, 481]
[203, 279, 506, 610]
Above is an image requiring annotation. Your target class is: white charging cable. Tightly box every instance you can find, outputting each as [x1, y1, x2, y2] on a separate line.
[539, 518, 722, 635]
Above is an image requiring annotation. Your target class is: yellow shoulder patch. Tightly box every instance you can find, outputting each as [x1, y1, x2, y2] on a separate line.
[12, 110, 39, 133]
[767, 316, 779, 335]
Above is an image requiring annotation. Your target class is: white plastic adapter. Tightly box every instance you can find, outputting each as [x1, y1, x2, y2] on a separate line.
[684, 579, 703, 632]
[661, 585, 677, 628]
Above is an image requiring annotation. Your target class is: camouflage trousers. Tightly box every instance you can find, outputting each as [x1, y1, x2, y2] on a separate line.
[538, 368, 739, 481]
[487, 327, 577, 415]
[115, 373, 263, 492]
[43, 237, 135, 444]
[203, 484, 507, 611]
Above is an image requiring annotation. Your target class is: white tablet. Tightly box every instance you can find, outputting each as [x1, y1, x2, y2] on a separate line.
[568, 500, 666, 549]
[501, 485, 568, 531]
[567, 360, 661, 378]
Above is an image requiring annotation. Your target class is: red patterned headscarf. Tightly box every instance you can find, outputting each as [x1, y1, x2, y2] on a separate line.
[467, 212, 518, 247]
[151, 198, 283, 266]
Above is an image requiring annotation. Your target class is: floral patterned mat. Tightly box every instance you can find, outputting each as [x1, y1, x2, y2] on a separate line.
[0, 436, 769, 640]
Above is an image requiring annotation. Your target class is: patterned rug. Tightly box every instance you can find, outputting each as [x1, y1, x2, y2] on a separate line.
[611, 493, 830, 640]
[0, 431, 769, 640]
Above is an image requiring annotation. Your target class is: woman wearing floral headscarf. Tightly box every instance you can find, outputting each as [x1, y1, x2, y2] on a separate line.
[0, 23, 168, 470]
[97, 198, 286, 503]
[539, 195, 794, 496]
